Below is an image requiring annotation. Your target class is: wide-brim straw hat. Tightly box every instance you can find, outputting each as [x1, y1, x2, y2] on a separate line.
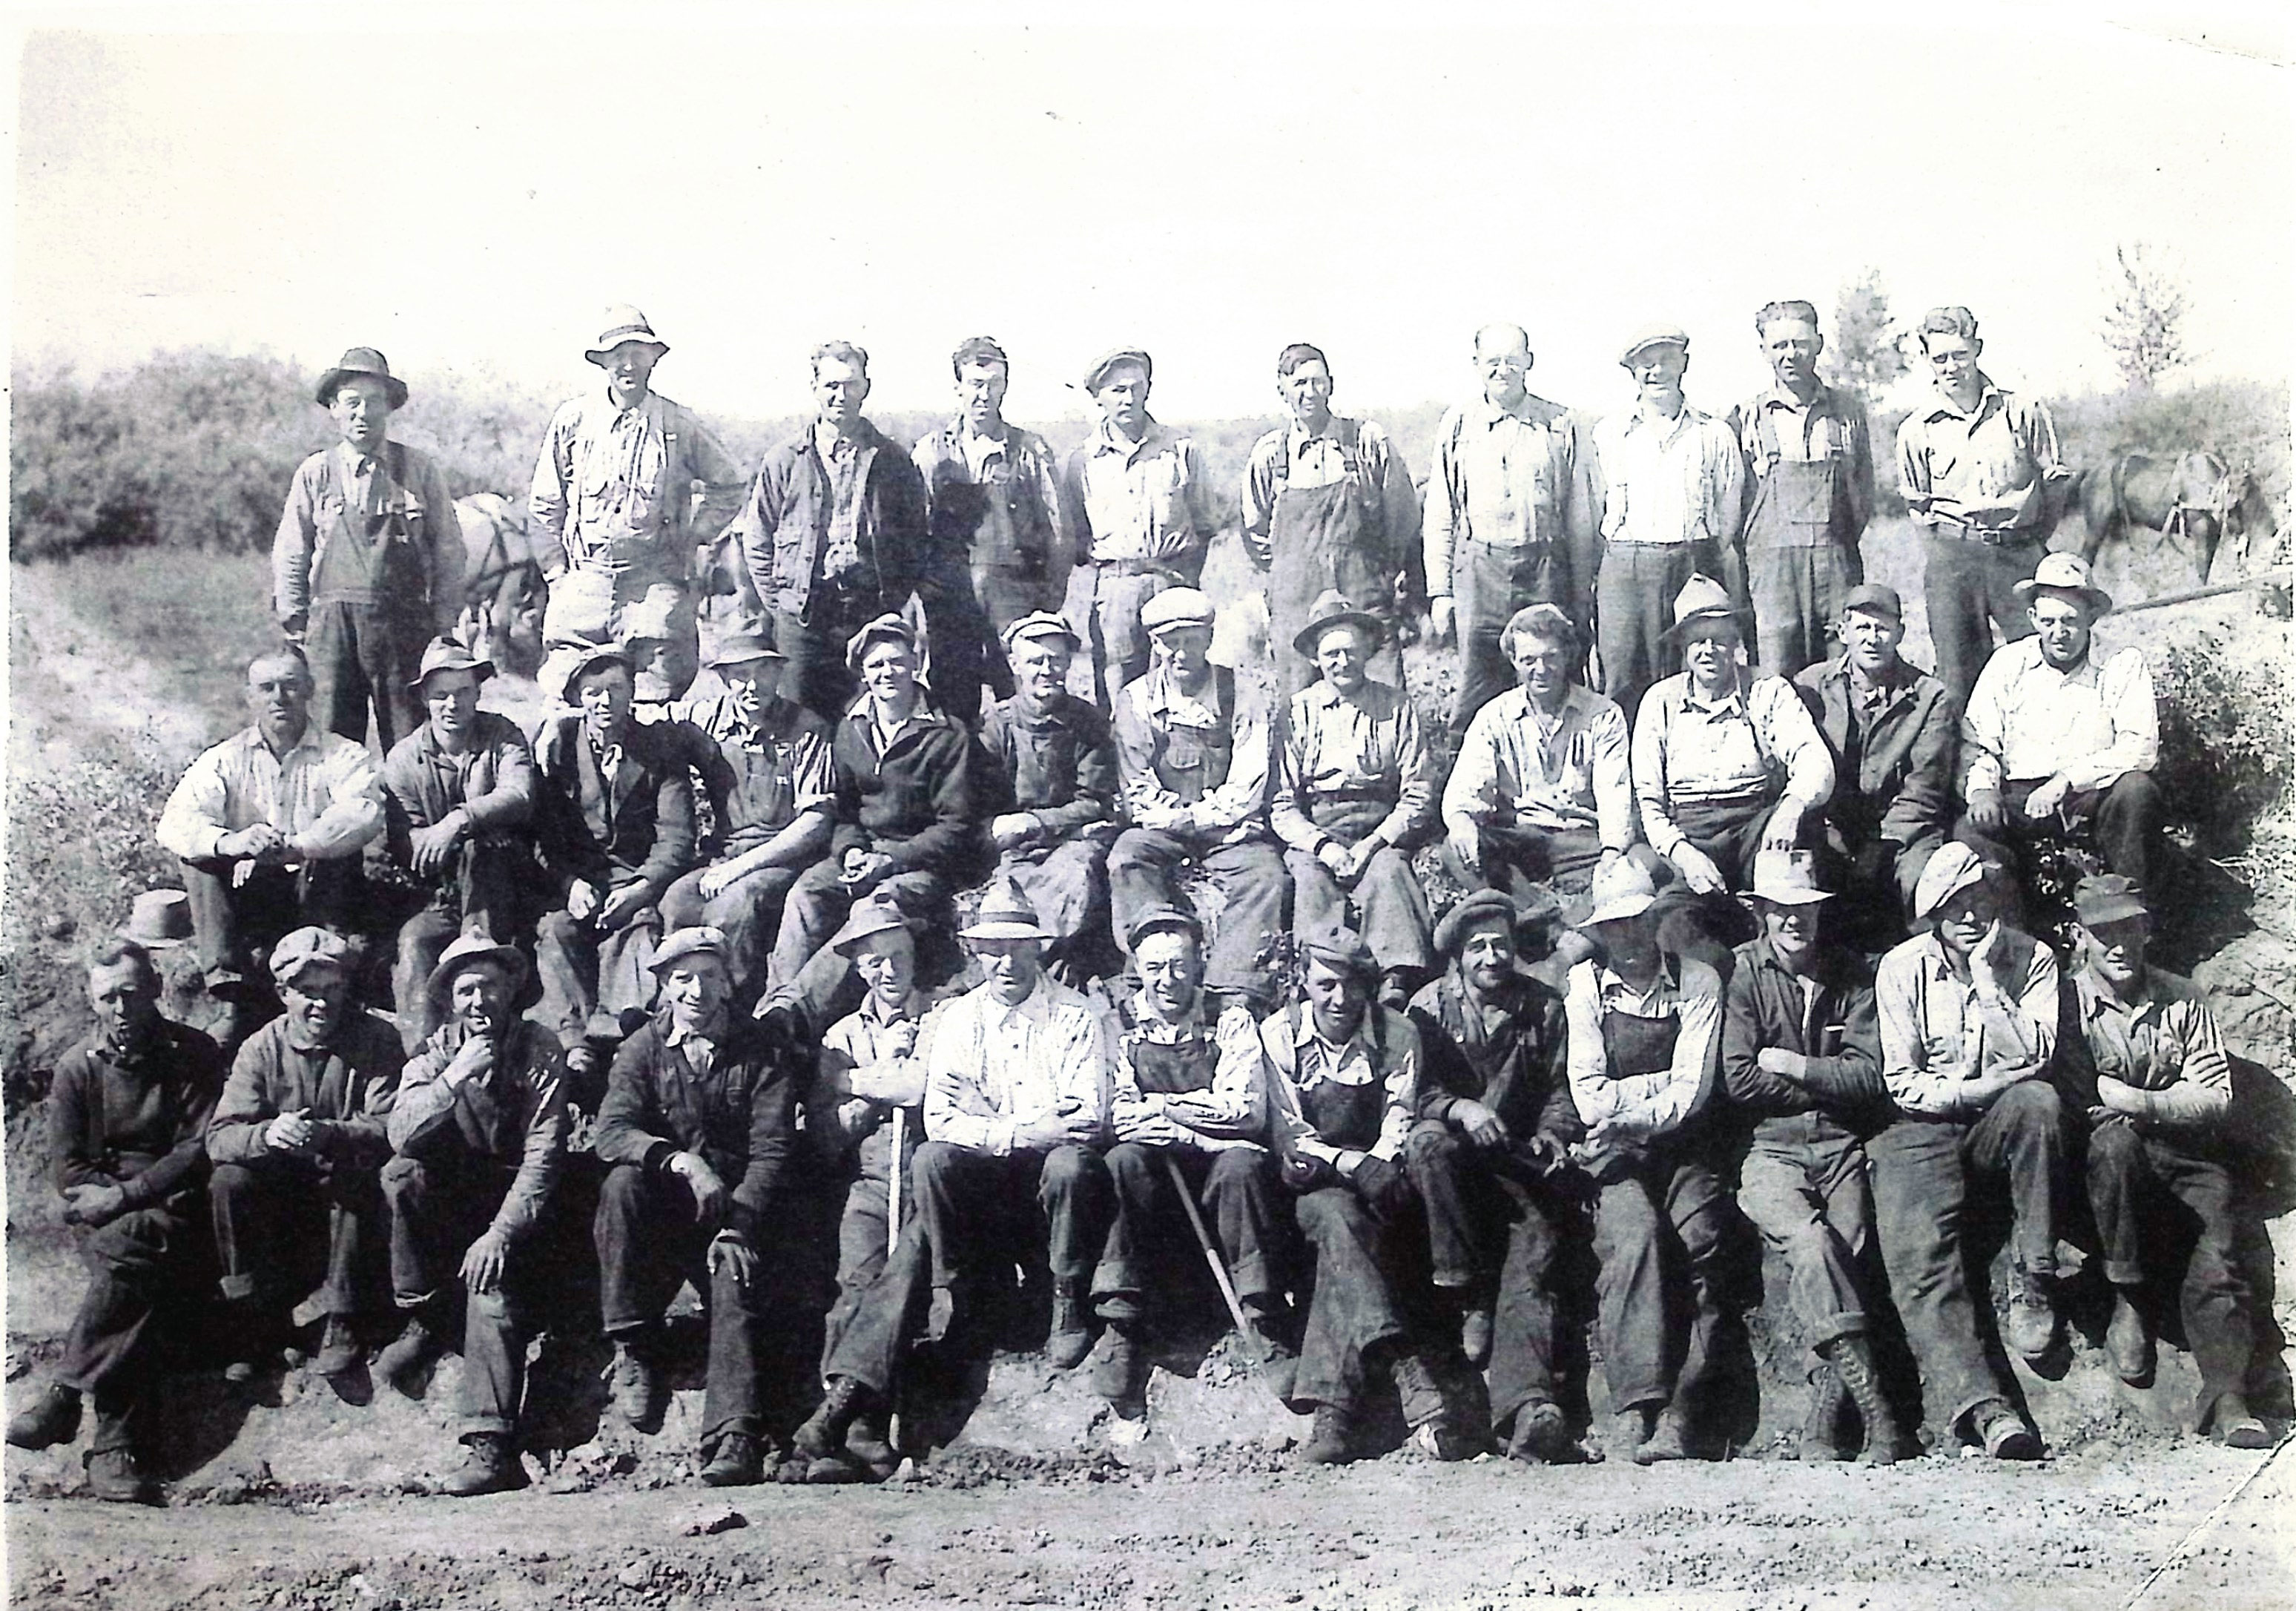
[585, 304, 670, 366]
[2012, 552, 2114, 615]
[961, 884, 1052, 943]
[1749, 849, 1832, 907]
[1577, 858, 1660, 929]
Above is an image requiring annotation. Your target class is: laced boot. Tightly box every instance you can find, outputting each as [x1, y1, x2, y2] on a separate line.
[843, 1407, 899, 1477]
[2005, 1271, 2060, 1363]
[1505, 1400, 1574, 1465]
[794, 1375, 869, 1462]
[1973, 1397, 2040, 1461]
[1047, 1278, 1095, 1370]
[2105, 1288, 2155, 1385]
[607, 1333, 667, 1432]
[375, 1308, 444, 1396]
[442, 1433, 529, 1497]
[313, 1316, 362, 1380]
[700, 1431, 763, 1488]
[1800, 1365, 1851, 1462]
[1827, 1334, 1901, 1466]
[1298, 1403, 1356, 1466]
[6, 1383, 82, 1450]
[1633, 1406, 1695, 1464]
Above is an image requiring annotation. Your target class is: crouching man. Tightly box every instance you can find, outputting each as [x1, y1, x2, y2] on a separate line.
[1095, 906, 1288, 1418]
[206, 927, 402, 1386]
[1264, 923, 1464, 1465]
[593, 928, 797, 1487]
[374, 938, 569, 1495]
[2060, 876, 2270, 1447]
[7, 939, 225, 1503]
[1405, 891, 1584, 1463]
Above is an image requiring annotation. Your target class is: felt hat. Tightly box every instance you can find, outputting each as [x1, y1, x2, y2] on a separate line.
[1290, 590, 1388, 659]
[829, 894, 914, 955]
[1618, 323, 1691, 367]
[407, 635, 495, 691]
[1749, 849, 1832, 906]
[118, 890, 193, 950]
[1912, 843, 1990, 921]
[1578, 857, 1660, 929]
[1000, 611, 1082, 655]
[845, 613, 920, 673]
[268, 926, 357, 986]
[314, 347, 408, 410]
[548, 639, 632, 706]
[706, 630, 785, 669]
[424, 935, 535, 1021]
[648, 926, 730, 975]
[960, 883, 1052, 943]
[1083, 347, 1153, 392]
[1139, 587, 1216, 637]
[1124, 905, 1202, 951]
[1660, 574, 1741, 642]
[1299, 920, 1378, 978]
[586, 305, 670, 365]
[1839, 582, 1904, 622]
[2073, 874, 2149, 929]
[1434, 889, 1521, 958]
[2012, 552, 2114, 615]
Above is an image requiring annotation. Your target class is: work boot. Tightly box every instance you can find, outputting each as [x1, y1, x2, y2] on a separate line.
[83, 1445, 158, 1506]
[1800, 1366, 1851, 1462]
[1827, 1335, 1901, 1467]
[1505, 1400, 1574, 1466]
[2211, 1392, 2273, 1450]
[794, 1375, 868, 1462]
[1633, 1406, 1695, 1465]
[926, 1285, 957, 1343]
[1389, 1351, 1449, 1432]
[1241, 1295, 1299, 1360]
[1092, 1326, 1149, 1412]
[1297, 1403, 1356, 1466]
[844, 1408, 899, 1477]
[1973, 1398, 2041, 1461]
[375, 1311, 443, 1396]
[1047, 1278, 1095, 1370]
[313, 1317, 362, 1380]
[2005, 1272, 2061, 1363]
[700, 1432, 763, 1488]
[442, 1434, 529, 1498]
[6, 1383, 82, 1450]
[2105, 1289, 2155, 1385]
[607, 1335, 667, 1432]
[1459, 1306, 1494, 1369]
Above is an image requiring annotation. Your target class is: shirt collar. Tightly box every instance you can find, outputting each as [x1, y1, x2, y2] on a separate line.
[665, 1013, 729, 1050]
[1092, 416, 1168, 459]
[1285, 416, 1347, 454]
[1129, 986, 1207, 1032]
[860, 988, 926, 1027]
[1474, 393, 1543, 429]
[1595, 954, 1681, 1003]
[1295, 1006, 1368, 1052]
[1923, 373, 2005, 423]
[1625, 398, 1700, 437]
[1680, 671, 1750, 716]
[1759, 382, 1832, 415]
[244, 721, 330, 763]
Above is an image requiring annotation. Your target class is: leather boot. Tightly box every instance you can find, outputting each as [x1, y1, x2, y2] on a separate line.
[1298, 1403, 1355, 1466]
[794, 1376, 869, 1461]
[1047, 1278, 1095, 1370]
[2211, 1391, 2272, 1450]
[1633, 1406, 1695, 1464]
[6, 1383, 82, 1451]
[607, 1334, 667, 1432]
[2005, 1271, 2061, 1363]
[1091, 1325, 1149, 1414]
[442, 1433, 529, 1497]
[1973, 1397, 2041, 1461]
[1505, 1400, 1574, 1465]
[1801, 1364, 1851, 1460]
[375, 1310, 443, 1396]
[313, 1316, 362, 1380]
[1827, 1335, 1901, 1466]
[83, 1445, 158, 1506]
[2105, 1289, 2155, 1385]
[700, 1431, 763, 1488]
[843, 1407, 899, 1477]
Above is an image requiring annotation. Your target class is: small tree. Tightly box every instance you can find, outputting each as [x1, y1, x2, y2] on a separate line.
[2102, 243, 2193, 391]
[1822, 267, 1907, 398]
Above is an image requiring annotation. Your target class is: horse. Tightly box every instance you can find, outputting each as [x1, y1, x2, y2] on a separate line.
[2062, 451, 2279, 584]
[452, 492, 548, 679]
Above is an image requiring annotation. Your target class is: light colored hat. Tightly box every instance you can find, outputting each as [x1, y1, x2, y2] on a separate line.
[845, 613, 920, 673]
[2074, 873, 2149, 929]
[1139, 587, 1216, 637]
[315, 346, 407, 409]
[1578, 857, 1660, 929]
[586, 305, 669, 366]
[1290, 590, 1387, 659]
[269, 926, 357, 986]
[648, 926, 730, 975]
[407, 635, 495, 691]
[1083, 347, 1152, 392]
[1000, 611, 1081, 655]
[1661, 574, 1741, 642]
[1618, 323, 1691, 367]
[550, 639, 632, 706]
[960, 883, 1052, 943]
[2012, 551, 2114, 615]
[1750, 849, 1832, 906]
[1912, 843, 1990, 920]
[119, 890, 193, 950]
[424, 935, 535, 1020]
[829, 894, 913, 955]
[706, 630, 785, 669]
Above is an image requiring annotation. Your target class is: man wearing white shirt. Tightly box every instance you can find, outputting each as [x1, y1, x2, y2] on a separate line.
[913, 886, 1114, 1369]
[1957, 552, 2163, 892]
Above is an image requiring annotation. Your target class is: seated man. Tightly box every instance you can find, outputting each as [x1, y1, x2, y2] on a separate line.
[1718, 851, 1900, 1464]
[532, 644, 696, 1062]
[658, 630, 836, 1008]
[592, 928, 797, 1487]
[1869, 844, 2067, 1460]
[767, 614, 991, 999]
[1096, 906, 1286, 1420]
[1442, 604, 1634, 906]
[1633, 575, 1833, 963]
[1272, 592, 1439, 1007]
[1563, 858, 1740, 1465]
[1958, 552, 2163, 902]
[155, 648, 384, 1044]
[1108, 587, 1290, 1012]
[1404, 890, 1583, 1463]
[979, 613, 1122, 979]
[379, 637, 539, 1052]
[1791, 584, 1959, 954]
[6, 939, 225, 1504]
[205, 927, 403, 1385]
[375, 938, 569, 1497]
[2059, 875, 2269, 1447]
[796, 895, 931, 1482]
[1264, 923, 1463, 1466]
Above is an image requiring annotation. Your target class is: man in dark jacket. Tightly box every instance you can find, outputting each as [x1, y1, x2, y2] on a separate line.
[531, 645, 696, 1059]
[592, 927, 798, 1487]
[206, 927, 402, 1386]
[379, 637, 540, 1051]
[1719, 851, 1900, 1463]
[730, 340, 930, 722]
[1792, 584, 1958, 952]
[1405, 890, 1584, 1463]
[7, 938, 225, 1503]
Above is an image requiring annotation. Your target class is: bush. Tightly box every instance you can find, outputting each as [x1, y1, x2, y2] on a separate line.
[2151, 616, 2295, 858]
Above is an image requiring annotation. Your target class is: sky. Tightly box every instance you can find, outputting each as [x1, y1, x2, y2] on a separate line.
[8, 4, 2292, 431]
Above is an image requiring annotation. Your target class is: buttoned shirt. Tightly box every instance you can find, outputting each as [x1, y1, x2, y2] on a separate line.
[1442, 684, 1635, 851]
[814, 423, 868, 579]
[1873, 929, 2059, 1117]
[1729, 383, 1876, 527]
[2064, 965, 2232, 1130]
[923, 977, 1111, 1156]
[273, 440, 466, 630]
[1271, 679, 1436, 854]
[1631, 671, 1834, 860]
[1961, 639, 2158, 797]
[530, 391, 745, 576]
[811, 989, 932, 1164]
[676, 692, 835, 857]
[1592, 400, 1746, 547]
[1111, 668, 1276, 849]
[1564, 956, 1722, 1145]
[1425, 395, 1595, 596]
[1260, 1004, 1419, 1168]
[1894, 375, 2064, 530]
[1108, 992, 1267, 1152]
[1063, 418, 1214, 566]
[1241, 415, 1421, 553]
[156, 724, 385, 864]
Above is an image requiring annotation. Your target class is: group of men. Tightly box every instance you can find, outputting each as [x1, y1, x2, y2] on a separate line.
[10, 300, 2277, 1503]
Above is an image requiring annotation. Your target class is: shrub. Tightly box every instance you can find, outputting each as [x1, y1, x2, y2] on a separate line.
[2150, 616, 2294, 857]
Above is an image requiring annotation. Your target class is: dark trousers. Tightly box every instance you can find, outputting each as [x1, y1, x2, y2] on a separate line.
[819, 1121, 917, 1373]
[1095, 1144, 1287, 1314]
[209, 1155, 378, 1317]
[1286, 842, 1434, 977]
[1655, 795, 1801, 973]
[180, 854, 362, 992]
[1287, 1184, 1411, 1414]
[910, 1141, 1112, 1292]
[593, 1162, 764, 1446]
[928, 563, 1062, 726]
[819, 1217, 934, 1397]
[998, 839, 1112, 956]
[310, 601, 426, 752]
[771, 599, 883, 726]
[1443, 823, 1612, 906]
[380, 1148, 543, 1438]
[1108, 828, 1291, 998]
[389, 835, 535, 1050]
[1451, 538, 1569, 742]
[55, 1198, 205, 1427]
[662, 860, 803, 1011]
[1956, 771, 2165, 895]
[1595, 542, 1712, 731]
[534, 899, 662, 1042]
[1735, 1122, 1875, 1365]
[1867, 1081, 2068, 1436]
[1818, 823, 1939, 958]
[1921, 534, 2042, 710]
[767, 865, 953, 1000]
[2085, 1121, 2254, 1425]
[1749, 544, 1858, 679]
[1591, 1147, 1740, 1418]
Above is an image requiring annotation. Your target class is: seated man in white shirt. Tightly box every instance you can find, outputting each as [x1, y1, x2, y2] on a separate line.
[1956, 552, 2163, 900]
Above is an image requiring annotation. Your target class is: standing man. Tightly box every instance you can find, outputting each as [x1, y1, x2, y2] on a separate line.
[275, 348, 465, 752]
[912, 337, 1071, 723]
[1896, 306, 2072, 707]
[1059, 348, 1215, 711]
[732, 341, 930, 722]
[1241, 343, 1423, 699]
[1424, 323, 1600, 744]
[1727, 301, 1876, 677]
[530, 306, 746, 691]
[6, 940, 225, 1503]
[1591, 325, 1749, 727]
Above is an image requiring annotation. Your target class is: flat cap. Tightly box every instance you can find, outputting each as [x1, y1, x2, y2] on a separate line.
[649, 926, 731, 974]
[845, 613, 920, 673]
[1124, 905, 1203, 950]
[1434, 889, 1521, 958]
[1839, 583, 1903, 622]
[1000, 611, 1081, 654]
[1083, 347, 1152, 392]
[1618, 323, 1691, 367]
[2074, 874, 2149, 929]
[951, 335, 1009, 371]
[269, 926, 357, 985]
[1299, 920, 1377, 978]
[1139, 587, 1216, 636]
[1912, 843, 1989, 920]
[830, 893, 913, 955]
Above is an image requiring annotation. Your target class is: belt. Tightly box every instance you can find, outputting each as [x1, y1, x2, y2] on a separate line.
[1602, 538, 1706, 550]
[1088, 556, 1187, 578]
[1926, 515, 2039, 546]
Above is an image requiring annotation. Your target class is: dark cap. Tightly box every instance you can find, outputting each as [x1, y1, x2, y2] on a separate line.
[1839, 582, 1903, 622]
[1299, 921, 1377, 979]
[2074, 874, 2150, 928]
